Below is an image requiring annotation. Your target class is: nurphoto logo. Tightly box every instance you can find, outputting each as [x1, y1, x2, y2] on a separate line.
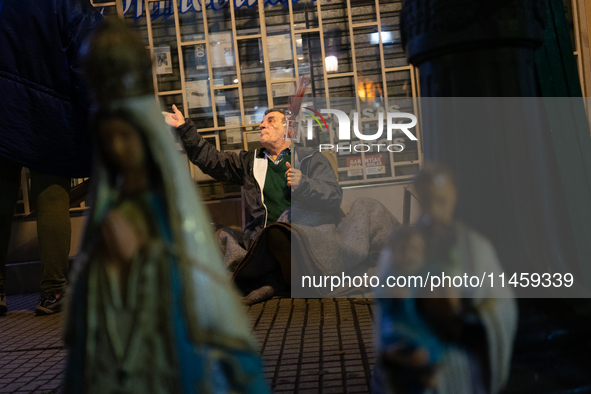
[301, 107, 418, 153]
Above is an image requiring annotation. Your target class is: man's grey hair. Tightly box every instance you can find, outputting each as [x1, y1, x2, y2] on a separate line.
[264, 108, 289, 125]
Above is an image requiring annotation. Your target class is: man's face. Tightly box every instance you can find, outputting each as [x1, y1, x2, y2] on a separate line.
[260, 111, 286, 147]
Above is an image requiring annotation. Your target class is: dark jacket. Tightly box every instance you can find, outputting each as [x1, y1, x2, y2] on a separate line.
[0, 0, 102, 177]
[178, 119, 343, 248]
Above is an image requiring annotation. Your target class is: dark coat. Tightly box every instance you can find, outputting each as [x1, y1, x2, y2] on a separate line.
[0, 0, 102, 177]
[177, 119, 343, 248]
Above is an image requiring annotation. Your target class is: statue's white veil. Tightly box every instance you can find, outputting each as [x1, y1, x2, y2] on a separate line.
[75, 95, 257, 352]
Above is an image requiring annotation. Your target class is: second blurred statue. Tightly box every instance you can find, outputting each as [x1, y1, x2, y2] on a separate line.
[372, 164, 518, 394]
[63, 18, 269, 394]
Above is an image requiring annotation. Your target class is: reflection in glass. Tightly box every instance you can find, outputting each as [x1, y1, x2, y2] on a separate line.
[380, 0, 407, 68]
[264, 3, 291, 34]
[328, 76, 355, 97]
[235, 2, 261, 35]
[386, 71, 412, 98]
[292, 0, 319, 30]
[182, 45, 208, 79]
[214, 88, 241, 128]
[351, 0, 377, 23]
[271, 82, 296, 107]
[296, 33, 326, 97]
[179, 9, 205, 42]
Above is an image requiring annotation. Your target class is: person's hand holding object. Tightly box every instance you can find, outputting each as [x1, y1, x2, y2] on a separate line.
[285, 162, 301, 190]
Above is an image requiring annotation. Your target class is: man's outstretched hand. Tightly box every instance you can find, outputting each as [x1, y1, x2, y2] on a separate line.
[162, 104, 186, 128]
[285, 162, 302, 190]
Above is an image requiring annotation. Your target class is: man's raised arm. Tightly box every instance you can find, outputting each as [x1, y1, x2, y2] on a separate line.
[164, 104, 247, 185]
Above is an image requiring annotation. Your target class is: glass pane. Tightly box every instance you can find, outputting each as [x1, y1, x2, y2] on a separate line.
[237, 37, 267, 120]
[321, 0, 352, 73]
[182, 45, 209, 79]
[271, 81, 296, 107]
[351, 0, 376, 24]
[339, 169, 363, 182]
[354, 27, 384, 103]
[264, 2, 291, 35]
[179, 8, 205, 42]
[296, 33, 326, 97]
[150, 7, 182, 92]
[328, 76, 355, 97]
[379, 0, 406, 68]
[242, 72, 268, 124]
[220, 127, 245, 149]
[386, 70, 412, 98]
[208, 31, 238, 83]
[235, 2, 261, 36]
[124, 4, 149, 46]
[394, 163, 420, 177]
[238, 38, 264, 71]
[187, 78, 214, 129]
[244, 131, 262, 151]
[267, 33, 295, 81]
[293, 0, 319, 30]
[93, 4, 118, 17]
[214, 88, 241, 128]
[206, 4, 233, 33]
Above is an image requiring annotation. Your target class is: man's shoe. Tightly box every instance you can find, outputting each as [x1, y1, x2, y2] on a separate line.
[35, 292, 65, 315]
[0, 292, 6, 315]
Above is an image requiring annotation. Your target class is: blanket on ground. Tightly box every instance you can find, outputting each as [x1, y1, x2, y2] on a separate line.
[218, 197, 400, 304]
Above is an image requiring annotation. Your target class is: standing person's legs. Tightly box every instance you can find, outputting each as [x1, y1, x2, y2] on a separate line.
[0, 158, 23, 315]
[30, 169, 71, 314]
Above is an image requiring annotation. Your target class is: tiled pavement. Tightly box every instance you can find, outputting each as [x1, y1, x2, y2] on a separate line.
[0, 294, 376, 393]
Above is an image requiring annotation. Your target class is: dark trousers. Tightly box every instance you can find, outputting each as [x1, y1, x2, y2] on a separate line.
[0, 157, 71, 294]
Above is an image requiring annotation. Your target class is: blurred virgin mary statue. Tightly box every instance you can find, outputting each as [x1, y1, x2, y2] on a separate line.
[63, 18, 269, 394]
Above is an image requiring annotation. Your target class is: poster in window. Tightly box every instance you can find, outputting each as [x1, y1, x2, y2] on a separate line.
[186, 80, 210, 108]
[272, 82, 296, 97]
[194, 44, 207, 70]
[154, 46, 172, 74]
[226, 126, 242, 144]
[267, 34, 293, 62]
[346, 155, 386, 177]
[209, 32, 235, 68]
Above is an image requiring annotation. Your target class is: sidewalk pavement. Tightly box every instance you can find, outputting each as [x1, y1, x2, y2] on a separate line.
[0, 294, 376, 393]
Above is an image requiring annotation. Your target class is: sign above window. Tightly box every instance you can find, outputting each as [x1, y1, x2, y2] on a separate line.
[123, 0, 315, 20]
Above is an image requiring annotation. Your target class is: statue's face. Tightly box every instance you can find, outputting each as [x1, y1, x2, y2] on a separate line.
[98, 118, 146, 174]
[259, 111, 286, 147]
[419, 175, 457, 229]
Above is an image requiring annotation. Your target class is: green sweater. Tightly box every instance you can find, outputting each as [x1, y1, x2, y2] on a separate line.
[264, 154, 291, 225]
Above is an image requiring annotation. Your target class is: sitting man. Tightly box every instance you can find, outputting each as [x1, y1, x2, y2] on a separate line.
[164, 105, 343, 303]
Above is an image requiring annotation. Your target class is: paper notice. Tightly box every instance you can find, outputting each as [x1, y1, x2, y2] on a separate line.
[209, 32, 234, 68]
[154, 46, 172, 74]
[267, 34, 293, 63]
[246, 132, 260, 142]
[186, 80, 209, 108]
[226, 127, 242, 144]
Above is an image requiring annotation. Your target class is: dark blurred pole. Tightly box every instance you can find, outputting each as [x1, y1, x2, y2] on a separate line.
[402, 1, 546, 97]
[401, 1, 591, 390]
[400, 0, 591, 278]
